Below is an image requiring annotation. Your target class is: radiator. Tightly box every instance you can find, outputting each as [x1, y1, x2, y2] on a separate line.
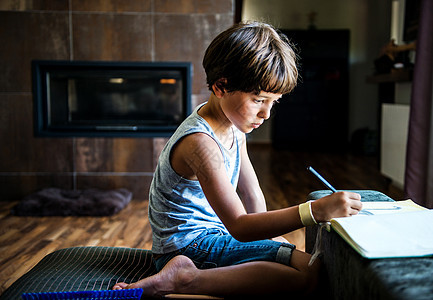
[380, 103, 410, 188]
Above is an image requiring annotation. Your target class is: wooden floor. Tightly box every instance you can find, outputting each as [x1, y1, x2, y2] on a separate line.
[0, 145, 404, 295]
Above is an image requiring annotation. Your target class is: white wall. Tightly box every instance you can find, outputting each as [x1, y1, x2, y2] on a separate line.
[242, 0, 392, 143]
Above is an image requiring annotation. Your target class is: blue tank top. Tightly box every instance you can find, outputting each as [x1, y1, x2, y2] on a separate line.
[149, 103, 243, 254]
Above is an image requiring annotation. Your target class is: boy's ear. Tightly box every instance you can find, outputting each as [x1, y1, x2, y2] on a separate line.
[212, 78, 227, 98]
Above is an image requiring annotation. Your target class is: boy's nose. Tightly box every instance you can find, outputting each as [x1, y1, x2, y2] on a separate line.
[259, 106, 272, 120]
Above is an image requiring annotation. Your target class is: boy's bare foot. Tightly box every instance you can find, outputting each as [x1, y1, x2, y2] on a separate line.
[112, 255, 198, 297]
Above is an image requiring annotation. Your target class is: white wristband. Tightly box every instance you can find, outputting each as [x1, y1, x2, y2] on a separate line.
[299, 202, 318, 226]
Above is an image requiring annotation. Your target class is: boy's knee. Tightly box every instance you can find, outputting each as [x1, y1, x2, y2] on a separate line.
[297, 256, 322, 295]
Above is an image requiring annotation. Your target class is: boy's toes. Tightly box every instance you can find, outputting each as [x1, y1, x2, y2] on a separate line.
[112, 282, 130, 290]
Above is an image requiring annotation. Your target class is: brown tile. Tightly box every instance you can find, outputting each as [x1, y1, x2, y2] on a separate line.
[152, 138, 169, 169]
[74, 138, 154, 172]
[0, 174, 73, 201]
[0, 11, 70, 92]
[0, 94, 74, 172]
[74, 138, 113, 173]
[0, 0, 69, 11]
[155, 0, 233, 14]
[76, 174, 152, 200]
[71, 0, 151, 12]
[72, 13, 153, 61]
[154, 14, 234, 95]
[112, 138, 155, 172]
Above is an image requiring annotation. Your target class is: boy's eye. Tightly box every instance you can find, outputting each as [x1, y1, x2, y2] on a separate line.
[253, 98, 280, 105]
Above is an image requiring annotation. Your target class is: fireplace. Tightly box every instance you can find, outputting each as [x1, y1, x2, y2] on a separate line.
[32, 60, 192, 137]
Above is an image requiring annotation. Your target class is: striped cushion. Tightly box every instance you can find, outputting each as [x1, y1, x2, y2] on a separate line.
[0, 247, 156, 300]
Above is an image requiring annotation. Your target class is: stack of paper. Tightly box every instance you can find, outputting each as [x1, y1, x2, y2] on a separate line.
[328, 200, 433, 259]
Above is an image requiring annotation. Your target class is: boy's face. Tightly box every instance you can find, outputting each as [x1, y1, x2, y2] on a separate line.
[220, 90, 282, 134]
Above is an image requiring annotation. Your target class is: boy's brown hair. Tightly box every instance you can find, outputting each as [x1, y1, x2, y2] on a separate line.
[203, 21, 298, 95]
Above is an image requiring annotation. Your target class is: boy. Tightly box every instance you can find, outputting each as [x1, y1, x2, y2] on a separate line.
[113, 21, 362, 297]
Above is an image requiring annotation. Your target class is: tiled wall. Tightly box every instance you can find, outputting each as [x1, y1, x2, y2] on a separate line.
[0, 0, 234, 201]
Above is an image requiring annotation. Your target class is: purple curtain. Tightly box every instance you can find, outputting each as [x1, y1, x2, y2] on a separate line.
[404, 0, 433, 208]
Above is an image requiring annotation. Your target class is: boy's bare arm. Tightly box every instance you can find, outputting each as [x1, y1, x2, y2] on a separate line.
[237, 135, 267, 214]
[176, 133, 301, 241]
[177, 133, 362, 242]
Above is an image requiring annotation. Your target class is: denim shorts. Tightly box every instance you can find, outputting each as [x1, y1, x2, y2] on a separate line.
[154, 229, 296, 271]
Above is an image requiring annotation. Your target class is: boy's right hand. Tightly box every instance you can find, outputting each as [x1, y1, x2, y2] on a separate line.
[311, 191, 362, 222]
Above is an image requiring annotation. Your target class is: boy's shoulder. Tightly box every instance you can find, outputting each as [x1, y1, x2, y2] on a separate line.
[175, 131, 220, 154]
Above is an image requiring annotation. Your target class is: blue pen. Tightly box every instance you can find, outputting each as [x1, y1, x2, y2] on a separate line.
[307, 166, 337, 193]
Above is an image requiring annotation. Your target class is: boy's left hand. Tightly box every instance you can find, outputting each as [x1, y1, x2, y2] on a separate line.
[311, 191, 362, 222]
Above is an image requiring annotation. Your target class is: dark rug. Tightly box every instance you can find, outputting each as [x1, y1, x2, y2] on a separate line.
[11, 188, 132, 216]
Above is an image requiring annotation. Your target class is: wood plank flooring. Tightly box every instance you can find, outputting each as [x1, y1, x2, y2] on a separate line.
[0, 200, 152, 294]
[0, 146, 404, 295]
